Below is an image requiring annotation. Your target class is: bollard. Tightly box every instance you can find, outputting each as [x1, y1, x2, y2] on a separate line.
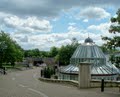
[101, 79, 104, 92]
[41, 69, 43, 77]
[3, 67, 6, 75]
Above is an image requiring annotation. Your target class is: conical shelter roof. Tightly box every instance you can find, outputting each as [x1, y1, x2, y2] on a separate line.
[60, 37, 119, 75]
[70, 37, 106, 66]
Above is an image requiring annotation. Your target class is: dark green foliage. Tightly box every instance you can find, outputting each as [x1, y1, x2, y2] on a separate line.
[111, 17, 116, 22]
[24, 39, 79, 66]
[55, 38, 79, 65]
[109, 8, 120, 33]
[109, 55, 115, 64]
[102, 8, 120, 65]
[115, 56, 120, 67]
[101, 36, 120, 53]
[102, 8, 120, 49]
[100, 45, 109, 53]
[56, 43, 79, 65]
[0, 31, 24, 67]
[49, 46, 59, 57]
[109, 54, 120, 68]
[102, 8, 120, 51]
[43, 67, 55, 78]
[24, 49, 50, 58]
[24, 49, 40, 57]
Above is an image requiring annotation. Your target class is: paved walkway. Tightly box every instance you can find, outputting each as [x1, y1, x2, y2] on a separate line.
[0, 67, 120, 97]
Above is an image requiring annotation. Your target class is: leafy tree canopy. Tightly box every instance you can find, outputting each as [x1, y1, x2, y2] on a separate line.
[0, 31, 24, 67]
[101, 8, 120, 67]
[102, 8, 120, 51]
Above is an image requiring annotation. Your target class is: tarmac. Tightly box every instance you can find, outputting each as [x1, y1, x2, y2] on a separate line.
[0, 67, 120, 97]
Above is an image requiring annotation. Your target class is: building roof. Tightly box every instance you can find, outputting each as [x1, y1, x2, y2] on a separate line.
[60, 37, 120, 75]
[70, 37, 106, 65]
[84, 37, 93, 43]
[60, 63, 119, 75]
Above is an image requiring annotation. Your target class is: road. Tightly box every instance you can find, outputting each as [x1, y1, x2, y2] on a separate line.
[0, 67, 120, 97]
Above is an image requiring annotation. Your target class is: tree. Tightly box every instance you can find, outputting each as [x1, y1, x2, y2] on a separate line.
[24, 49, 52, 58]
[102, 8, 120, 49]
[24, 49, 40, 57]
[102, 8, 120, 66]
[56, 41, 79, 66]
[100, 45, 109, 53]
[0, 31, 24, 67]
[49, 46, 59, 57]
[110, 8, 120, 34]
[23, 38, 79, 66]
[33, 49, 40, 57]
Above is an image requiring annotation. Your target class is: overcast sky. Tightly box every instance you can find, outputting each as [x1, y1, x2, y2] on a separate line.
[0, 0, 120, 51]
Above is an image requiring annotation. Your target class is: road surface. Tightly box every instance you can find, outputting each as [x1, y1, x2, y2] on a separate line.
[0, 67, 120, 97]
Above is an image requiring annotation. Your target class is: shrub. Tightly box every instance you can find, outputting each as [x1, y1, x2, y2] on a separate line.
[43, 67, 55, 78]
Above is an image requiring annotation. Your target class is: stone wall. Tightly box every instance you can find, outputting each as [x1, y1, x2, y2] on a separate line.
[39, 77, 78, 87]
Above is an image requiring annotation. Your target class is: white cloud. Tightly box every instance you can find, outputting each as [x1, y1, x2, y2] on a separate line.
[87, 22, 119, 37]
[0, 1, 119, 51]
[87, 22, 120, 44]
[83, 19, 88, 22]
[87, 22, 111, 33]
[19, 36, 29, 42]
[13, 30, 103, 51]
[3, 16, 52, 33]
[10, 22, 109, 51]
[68, 26, 77, 32]
[77, 7, 110, 20]
[68, 22, 76, 26]
[52, 18, 59, 21]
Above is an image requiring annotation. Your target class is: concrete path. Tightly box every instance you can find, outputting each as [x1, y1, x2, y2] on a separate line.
[0, 67, 120, 97]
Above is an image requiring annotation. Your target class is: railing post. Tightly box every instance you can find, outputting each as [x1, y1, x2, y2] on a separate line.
[101, 79, 104, 92]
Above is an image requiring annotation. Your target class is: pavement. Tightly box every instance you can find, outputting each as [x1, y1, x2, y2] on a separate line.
[0, 67, 120, 97]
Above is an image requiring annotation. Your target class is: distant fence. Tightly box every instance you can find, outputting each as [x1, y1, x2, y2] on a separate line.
[39, 77, 120, 88]
[90, 80, 120, 88]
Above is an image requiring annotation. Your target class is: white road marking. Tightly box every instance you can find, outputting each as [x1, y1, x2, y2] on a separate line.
[18, 84, 27, 88]
[28, 88, 48, 97]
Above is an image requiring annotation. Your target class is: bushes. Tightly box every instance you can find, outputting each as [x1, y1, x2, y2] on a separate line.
[42, 67, 55, 78]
